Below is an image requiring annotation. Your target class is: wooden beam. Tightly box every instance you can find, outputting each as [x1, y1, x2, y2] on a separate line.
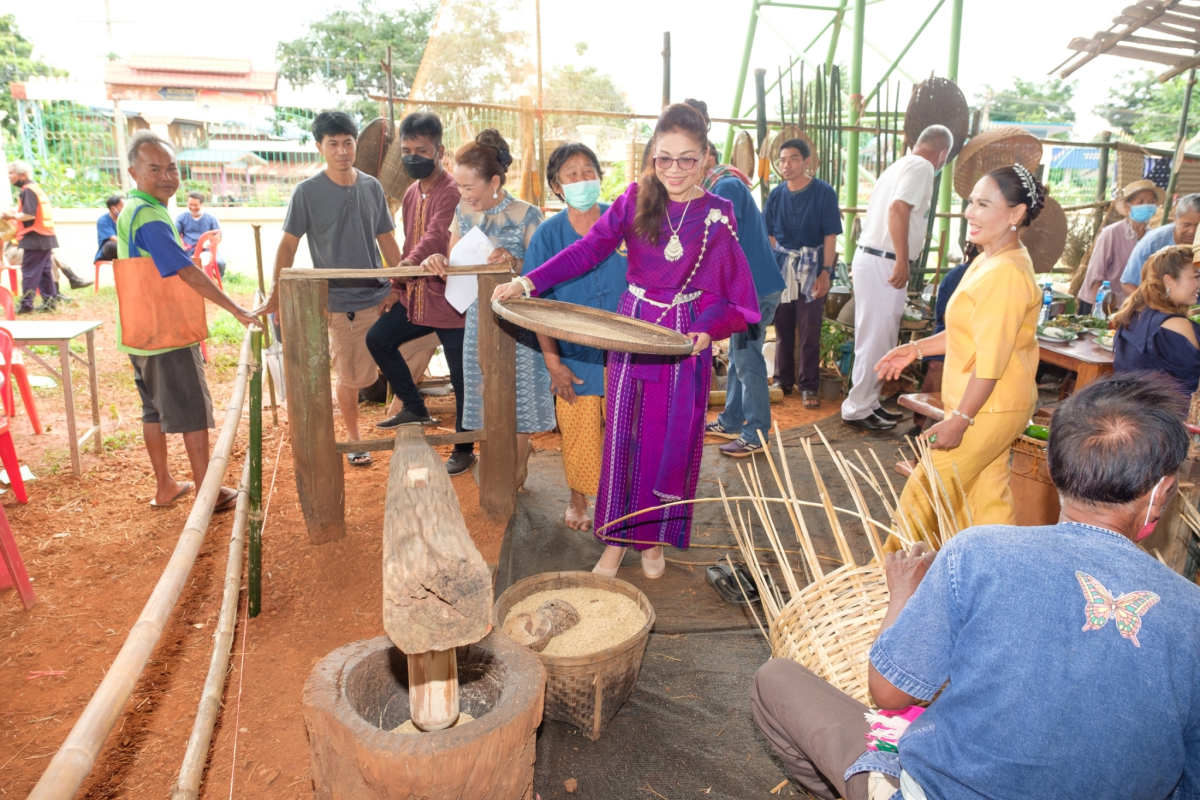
[1062, 0, 1176, 78]
[1100, 42, 1194, 65]
[476, 274, 518, 525]
[1159, 52, 1200, 80]
[279, 263, 513, 281]
[334, 430, 485, 454]
[280, 279, 346, 544]
[1124, 33, 1200, 48]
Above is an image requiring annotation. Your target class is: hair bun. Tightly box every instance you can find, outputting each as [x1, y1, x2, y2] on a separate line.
[475, 129, 512, 173]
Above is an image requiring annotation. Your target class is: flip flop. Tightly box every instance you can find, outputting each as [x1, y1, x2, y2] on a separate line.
[801, 390, 821, 409]
[149, 482, 193, 509]
[706, 563, 757, 606]
[213, 489, 239, 514]
[347, 452, 372, 467]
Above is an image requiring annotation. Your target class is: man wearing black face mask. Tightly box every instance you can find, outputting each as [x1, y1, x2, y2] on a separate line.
[365, 112, 476, 474]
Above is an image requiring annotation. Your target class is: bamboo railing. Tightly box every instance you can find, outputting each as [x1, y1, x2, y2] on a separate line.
[27, 330, 258, 800]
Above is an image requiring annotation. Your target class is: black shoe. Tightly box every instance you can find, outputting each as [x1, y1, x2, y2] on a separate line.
[844, 414, 896, 432]
[446, 450, 476, 475]
[61, 267, 94, 289]
[873, 406, 904, 422]
[52, 293, 73, 305]
[375, 410, 435, 429]
[35, 301, 57, 313]
[16, 306, 33, 315]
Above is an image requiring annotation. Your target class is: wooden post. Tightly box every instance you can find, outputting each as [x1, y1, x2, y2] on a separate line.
[280, 279, 345, 544]
[476, 275, 518, 524]
[518, 95, 536, 203]
[662, 32, 671, 108]
[385, 427, 492, 731]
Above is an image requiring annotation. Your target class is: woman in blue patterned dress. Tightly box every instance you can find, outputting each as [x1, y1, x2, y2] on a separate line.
[420, 130, 554, 484]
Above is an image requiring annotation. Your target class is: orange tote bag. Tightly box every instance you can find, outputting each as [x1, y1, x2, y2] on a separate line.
[113, 204, 208, 352]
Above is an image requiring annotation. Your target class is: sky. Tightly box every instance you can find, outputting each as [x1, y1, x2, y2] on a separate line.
[14, 0, 1145, 140]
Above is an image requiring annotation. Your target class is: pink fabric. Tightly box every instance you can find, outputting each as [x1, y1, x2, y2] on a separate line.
[1078, 219, 1139, 307]
[397, 170, 465, 329]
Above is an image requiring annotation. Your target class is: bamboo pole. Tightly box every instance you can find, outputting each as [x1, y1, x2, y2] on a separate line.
[28, 331, 255, 800]
[252, 224, 277, 426]
[248, 330, 263, 618]
[170, 457, 252, 800]
[278, 263, 513, 281]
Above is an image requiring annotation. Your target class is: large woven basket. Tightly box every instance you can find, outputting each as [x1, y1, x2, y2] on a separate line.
[904, 76, 969, 161]
[378, 127, 416, 201]
[731, 130, 756, 177]
[770, 563, 888, 705]
[954, 125, 1042, 199]
[1021, 195, 1068, 273]
[495, 571, 655, 740]
[768, 125, 818, 176]
[354, 118, 392, 180]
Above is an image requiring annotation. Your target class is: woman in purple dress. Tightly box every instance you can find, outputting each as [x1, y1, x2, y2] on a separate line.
[493, 104, 759, 578]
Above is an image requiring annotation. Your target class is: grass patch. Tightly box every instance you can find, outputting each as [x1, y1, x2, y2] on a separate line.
[207, 310, 245, 346]
[222, 271, 259, 292]
[103, 429, 141, 452]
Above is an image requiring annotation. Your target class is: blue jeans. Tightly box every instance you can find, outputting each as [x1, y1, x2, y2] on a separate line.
[718, 290, 781, 445]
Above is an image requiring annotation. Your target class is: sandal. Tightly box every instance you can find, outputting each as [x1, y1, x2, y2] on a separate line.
[347, 452, 372, 467]
[705, 562, 775, 605]
[801, 390, 821, 409]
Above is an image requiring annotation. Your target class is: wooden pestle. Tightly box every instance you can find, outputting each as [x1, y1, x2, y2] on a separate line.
[384, 428, 493, 732]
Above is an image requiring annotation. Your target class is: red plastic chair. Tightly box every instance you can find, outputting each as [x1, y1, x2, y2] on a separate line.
[94, 260, 111, 294]
[193, 231, 222, 290]
[0, 501, 36, 609]
[0, 330, 29, 505]
[0, 289, 40, 435]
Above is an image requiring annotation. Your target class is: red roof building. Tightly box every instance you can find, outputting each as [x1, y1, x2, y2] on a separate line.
[105, 55, 277, 104]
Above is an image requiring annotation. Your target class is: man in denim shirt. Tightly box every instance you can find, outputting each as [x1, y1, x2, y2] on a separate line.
[753, 373, 1200, 800]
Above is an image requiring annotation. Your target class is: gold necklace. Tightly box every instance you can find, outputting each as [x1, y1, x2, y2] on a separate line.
[663, 189, 696, 262]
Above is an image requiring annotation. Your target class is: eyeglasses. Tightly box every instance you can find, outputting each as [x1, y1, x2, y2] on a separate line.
[654, 155, 701, 171]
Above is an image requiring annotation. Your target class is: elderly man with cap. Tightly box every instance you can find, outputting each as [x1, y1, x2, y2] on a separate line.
[1120, 192, 1200, 300]
[2, 160, 62, 311]
[1077, 179, 1163, 314]
[753, 372, 1200, 800]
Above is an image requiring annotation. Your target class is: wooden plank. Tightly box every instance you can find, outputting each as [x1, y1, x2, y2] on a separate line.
[476, 273, 518, 525]
[334, 430, 485, 454]
[280, 280, 345, 544]
[279, 263, 513, 281]
[1100, 43, 1194, 65]
[383, 426, 492, 654]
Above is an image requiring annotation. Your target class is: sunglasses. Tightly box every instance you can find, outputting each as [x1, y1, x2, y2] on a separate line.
[654, 155, 702, 171]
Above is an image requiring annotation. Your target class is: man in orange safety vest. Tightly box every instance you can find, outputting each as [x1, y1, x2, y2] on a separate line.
[2, 161, 60, 312]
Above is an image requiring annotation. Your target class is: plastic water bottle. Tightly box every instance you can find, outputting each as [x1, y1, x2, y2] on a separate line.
[1093, 281, 1111, 321]
[1039, 282, 1053, 324]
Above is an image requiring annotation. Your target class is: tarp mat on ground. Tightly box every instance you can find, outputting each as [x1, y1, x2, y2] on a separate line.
[495, 417, 905, 800]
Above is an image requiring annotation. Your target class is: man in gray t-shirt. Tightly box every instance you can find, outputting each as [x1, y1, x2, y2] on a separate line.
[257, 111, 402, 461]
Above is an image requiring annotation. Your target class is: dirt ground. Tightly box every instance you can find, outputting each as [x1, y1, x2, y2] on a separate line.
[0, 281, 838, 797]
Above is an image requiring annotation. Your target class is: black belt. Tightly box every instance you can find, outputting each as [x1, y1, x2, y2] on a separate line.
[859, 245, 915, 266]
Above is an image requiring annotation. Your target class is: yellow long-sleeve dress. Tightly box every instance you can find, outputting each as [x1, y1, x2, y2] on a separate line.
[895, 244, 1040, 545]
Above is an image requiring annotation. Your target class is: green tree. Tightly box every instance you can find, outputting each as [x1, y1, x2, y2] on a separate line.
[0, 14, 68, 139]
[542, 63, 630, 134]
[276, 1, 435, 102]
[1098, 69, 1197, 144]
[415, 0, 530, 103]
[978, 78, 1076, 127]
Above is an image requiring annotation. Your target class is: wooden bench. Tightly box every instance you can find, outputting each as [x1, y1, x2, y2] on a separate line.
[897, 392, 945, 422]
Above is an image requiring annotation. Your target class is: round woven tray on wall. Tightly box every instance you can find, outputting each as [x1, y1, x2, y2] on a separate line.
[954, 125, 1042, 199]
[731, 130, 756, 177]
[904, 76, 970, 161]
[494, 571, 655, 740]
[354, 118, 392, 180]
[771, 563, 888, 705]
[1021, 196, 1068, 273]
[768, 125, 818, 177]
[378, 127, 416, 202]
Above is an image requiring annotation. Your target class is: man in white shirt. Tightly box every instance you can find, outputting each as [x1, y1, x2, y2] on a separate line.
[842, 125, 953, 431]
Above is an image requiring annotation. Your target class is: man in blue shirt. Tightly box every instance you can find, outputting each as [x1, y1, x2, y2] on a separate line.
[762, 138, 843, 409]
[752, 373, 1200, 800]
[176, 191, 225, 277]
[1119, 193, 1200, 298]
[687, 100, 786, 458]
[96, 194, 123, 262]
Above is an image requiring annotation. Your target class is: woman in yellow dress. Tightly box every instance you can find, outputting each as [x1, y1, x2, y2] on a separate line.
[875, 165, 1046, 545]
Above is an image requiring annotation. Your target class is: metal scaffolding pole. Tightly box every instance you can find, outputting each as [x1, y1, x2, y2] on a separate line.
[844, 0, 866, 253]
[726, 0, 762, 160]
[1163, 68, 1197, 224]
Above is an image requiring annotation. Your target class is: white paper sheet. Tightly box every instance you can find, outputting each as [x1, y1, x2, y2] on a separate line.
[445, 226, 495, 314]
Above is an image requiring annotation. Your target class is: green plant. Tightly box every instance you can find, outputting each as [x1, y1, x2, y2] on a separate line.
[818, 318, 852, 377]
[600, 161, 626, 202]
[207, 311, 245, 346]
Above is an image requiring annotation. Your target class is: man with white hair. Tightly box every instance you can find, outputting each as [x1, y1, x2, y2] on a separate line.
[2, 160, 60, 312]
[841, 125, 953, 432]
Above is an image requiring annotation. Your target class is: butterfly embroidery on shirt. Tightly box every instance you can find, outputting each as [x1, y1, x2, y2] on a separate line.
[1075, 571, 1160, 647]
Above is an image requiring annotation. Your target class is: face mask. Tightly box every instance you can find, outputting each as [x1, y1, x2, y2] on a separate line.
[1136, 476, 1167, 541]
[1129, 204, 1157, 223]
[402, 154, 436, 180]
[562, 179, 601, 211]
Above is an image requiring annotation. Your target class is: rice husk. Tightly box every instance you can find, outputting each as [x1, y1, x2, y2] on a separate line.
[506, 587, 646, 657]
[391, 712, 474, 734]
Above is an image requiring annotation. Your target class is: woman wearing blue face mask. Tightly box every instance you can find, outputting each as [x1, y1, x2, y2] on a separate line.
[522, 143, 629, 531]
[1077, 179, 1164, 313]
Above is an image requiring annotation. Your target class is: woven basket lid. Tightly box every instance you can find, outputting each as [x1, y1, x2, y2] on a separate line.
[904, 76, 970, 161]
[954, 125, 1042, 199]
[1021, 196, 1068, 273]
[731, 130, 756, 177]
[768, 125, 819, 177]
[492, 298, 694, 356]
[378, 124, 415, 201]
[354, 118, 392, 179]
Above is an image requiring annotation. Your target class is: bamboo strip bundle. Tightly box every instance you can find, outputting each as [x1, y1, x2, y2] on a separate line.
[725, 424, 970, 705]
[171, 457, 252, 800]
[29, 332, 256, 800]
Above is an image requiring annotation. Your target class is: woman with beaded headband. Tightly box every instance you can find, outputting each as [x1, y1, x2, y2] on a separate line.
[493, 103, 760, 577]
[876, 164, 1046, 546]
